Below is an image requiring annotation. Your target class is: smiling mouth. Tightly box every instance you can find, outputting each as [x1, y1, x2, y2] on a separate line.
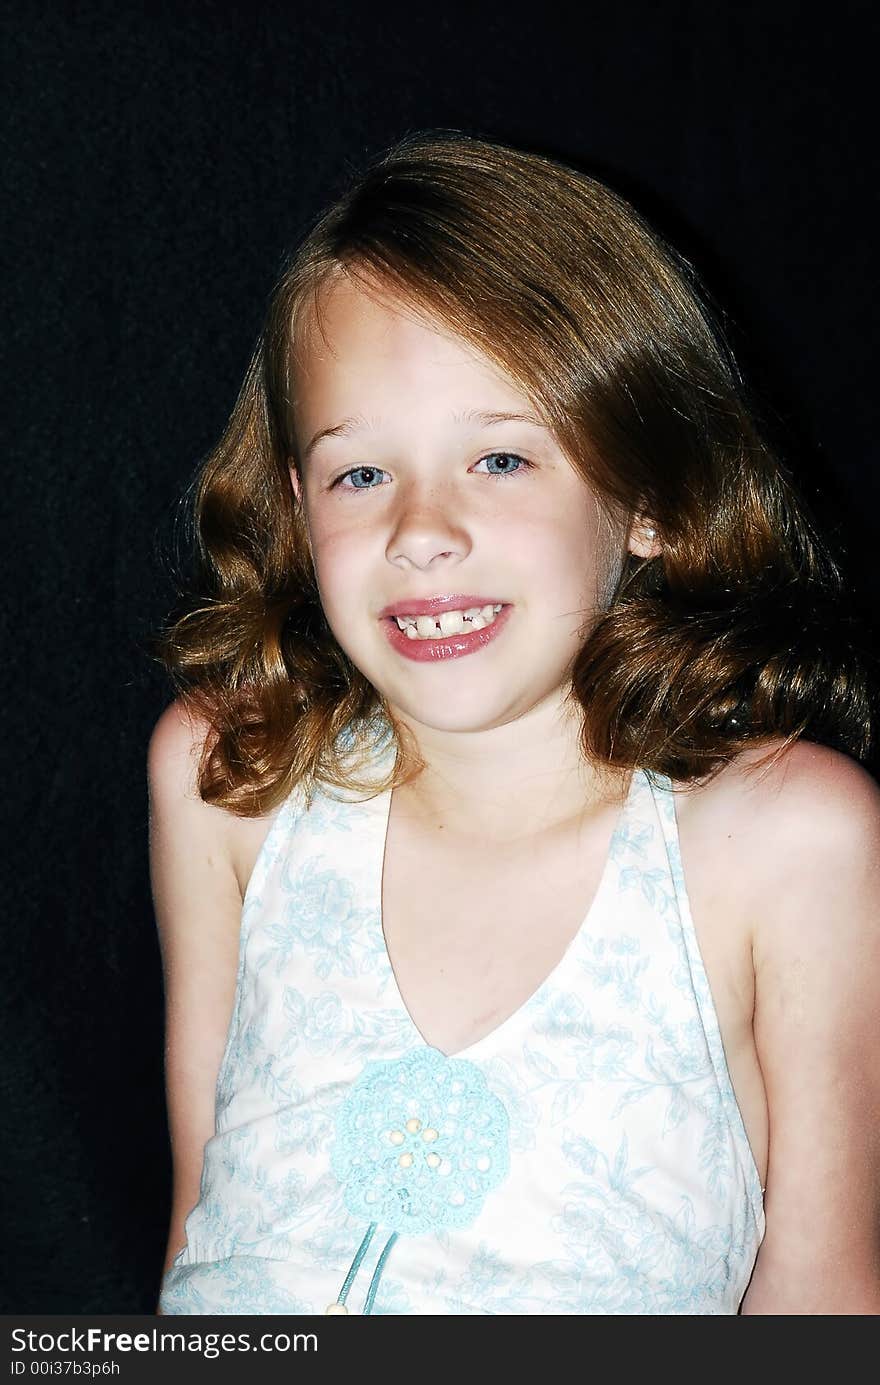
[381, 602, 513, 661]
[389, 603, 505, 639]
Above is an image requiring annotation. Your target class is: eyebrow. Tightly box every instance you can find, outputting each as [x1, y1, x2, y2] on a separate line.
[302, 408, 550, 463]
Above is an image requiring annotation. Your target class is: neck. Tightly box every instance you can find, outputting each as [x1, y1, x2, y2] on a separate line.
[388, 692, 628, 845]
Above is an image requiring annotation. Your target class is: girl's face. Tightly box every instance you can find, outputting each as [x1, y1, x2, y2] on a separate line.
[291, 273, 628, 737]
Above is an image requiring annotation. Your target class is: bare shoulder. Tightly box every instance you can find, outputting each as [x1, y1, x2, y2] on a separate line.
[736, 736, 879, 822]
[673, 738, 880, 908]
[683, 739, 880, 1001]
[148, 698, 280, 898]
[148, 698, 219, 805]
[147, 697, 243, 918]
[722, 737, 880, 1025]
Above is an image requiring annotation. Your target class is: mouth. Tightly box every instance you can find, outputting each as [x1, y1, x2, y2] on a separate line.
[378, 594, 507, 620]
[388, 602, 504, 639]
[380, 601, 513, 661]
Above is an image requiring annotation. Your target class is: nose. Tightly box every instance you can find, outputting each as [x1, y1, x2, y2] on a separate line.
[386, 481, 472, 572]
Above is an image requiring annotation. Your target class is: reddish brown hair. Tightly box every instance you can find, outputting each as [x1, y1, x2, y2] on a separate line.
[153, 129, 873, 813]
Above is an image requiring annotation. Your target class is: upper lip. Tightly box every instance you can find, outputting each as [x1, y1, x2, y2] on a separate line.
[379, 594, 507, 618]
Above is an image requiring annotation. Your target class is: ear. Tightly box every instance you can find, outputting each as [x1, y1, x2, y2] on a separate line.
[627, 515, 662, 560]
[288, 461, 302, 505]
[288, 461, 314, 561]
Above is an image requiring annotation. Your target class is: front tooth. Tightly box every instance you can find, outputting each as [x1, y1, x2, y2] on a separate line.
[438, 610, 466, 635]
[415, 615, 438, 638]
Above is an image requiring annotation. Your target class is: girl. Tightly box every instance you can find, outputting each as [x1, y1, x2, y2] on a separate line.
[149, 130, 880, 1315]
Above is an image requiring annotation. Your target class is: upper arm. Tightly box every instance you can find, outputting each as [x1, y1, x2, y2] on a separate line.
[740, 743, 880, 1314]
[148, 698, 244, 1272]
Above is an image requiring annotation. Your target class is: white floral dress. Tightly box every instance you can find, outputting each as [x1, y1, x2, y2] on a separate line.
[160, 728, 764, 1316]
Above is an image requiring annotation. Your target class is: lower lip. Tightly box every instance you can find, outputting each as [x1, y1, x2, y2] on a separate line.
[381, 605, 513, 662]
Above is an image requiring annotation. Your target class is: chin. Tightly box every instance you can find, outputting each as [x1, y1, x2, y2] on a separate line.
[387, 692, 525, 735]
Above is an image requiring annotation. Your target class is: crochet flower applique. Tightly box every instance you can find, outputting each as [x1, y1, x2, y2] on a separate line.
[325, 1047, 511, 1314]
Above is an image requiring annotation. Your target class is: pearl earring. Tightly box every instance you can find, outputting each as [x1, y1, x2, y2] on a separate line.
[645, 527, 656, 540]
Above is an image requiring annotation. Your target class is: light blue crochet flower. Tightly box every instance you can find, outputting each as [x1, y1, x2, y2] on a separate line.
[331, 1047, 510, 1235]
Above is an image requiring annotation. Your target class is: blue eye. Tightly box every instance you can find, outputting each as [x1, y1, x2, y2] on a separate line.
[474, 451, 532, 477]
[333, 466, 387, 490]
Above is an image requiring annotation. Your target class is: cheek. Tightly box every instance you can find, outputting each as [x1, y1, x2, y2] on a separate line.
[308, 524, 364, 605]
[530, 509, 603, 595]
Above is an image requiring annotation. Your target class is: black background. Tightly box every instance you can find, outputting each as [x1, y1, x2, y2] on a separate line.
[3, 0, 878, 1313]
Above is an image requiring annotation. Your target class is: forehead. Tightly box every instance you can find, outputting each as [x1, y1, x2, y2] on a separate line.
[292, 272, 531, 409]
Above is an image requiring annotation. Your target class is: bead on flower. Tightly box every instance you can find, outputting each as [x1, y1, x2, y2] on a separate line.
[330, 1047, 510, 1235]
